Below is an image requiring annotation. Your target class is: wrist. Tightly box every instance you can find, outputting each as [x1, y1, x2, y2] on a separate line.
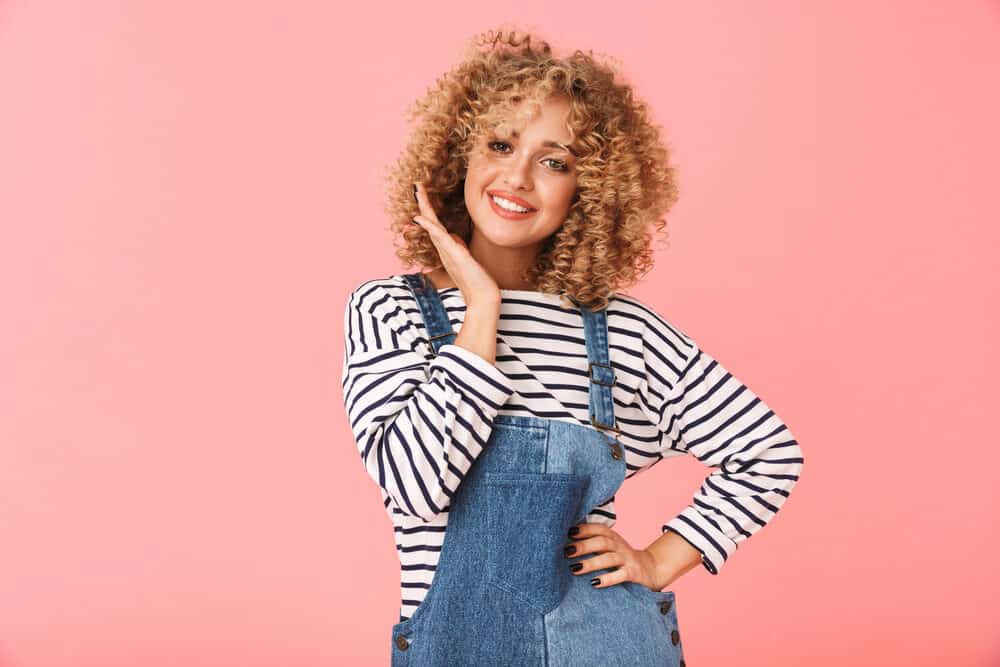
[465, 296, 501, 312]
[643, 531, 703, 590]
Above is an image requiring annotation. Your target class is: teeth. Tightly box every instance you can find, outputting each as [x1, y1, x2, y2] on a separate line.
[491, 195, 532, 213]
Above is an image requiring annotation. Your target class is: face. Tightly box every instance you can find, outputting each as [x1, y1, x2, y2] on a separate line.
[463, 96, 578, 255]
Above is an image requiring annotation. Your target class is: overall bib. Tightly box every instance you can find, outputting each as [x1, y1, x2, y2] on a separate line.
[390, 272, 687, 666]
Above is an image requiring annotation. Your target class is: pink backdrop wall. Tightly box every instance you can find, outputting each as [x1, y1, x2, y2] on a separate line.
[1, 1, 997, 665]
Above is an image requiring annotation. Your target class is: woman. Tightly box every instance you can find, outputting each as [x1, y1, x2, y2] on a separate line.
[342, 28, 804, 665]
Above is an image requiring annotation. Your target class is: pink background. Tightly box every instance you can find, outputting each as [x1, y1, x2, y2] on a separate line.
[1, 1, 998, 665]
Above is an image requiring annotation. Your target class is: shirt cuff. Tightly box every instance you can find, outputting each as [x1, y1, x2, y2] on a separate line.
[662, 506, 739, 576]
[429, 343, 515, 408]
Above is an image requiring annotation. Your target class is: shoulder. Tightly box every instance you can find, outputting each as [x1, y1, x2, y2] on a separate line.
[345, 273, 417, 313]
[608, 292, 699, 377]
[343, 273, 426, 335]
[609, 292, 695, 347]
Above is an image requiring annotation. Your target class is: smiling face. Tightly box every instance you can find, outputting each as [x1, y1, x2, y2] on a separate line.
[463, 95, 578, 260]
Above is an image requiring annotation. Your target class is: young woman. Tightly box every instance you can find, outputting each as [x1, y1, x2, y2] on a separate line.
[342, 28, 804, 665]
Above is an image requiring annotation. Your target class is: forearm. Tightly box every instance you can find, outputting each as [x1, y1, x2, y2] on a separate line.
[454, 300, 502, 365]
[642, 529, 704, 590]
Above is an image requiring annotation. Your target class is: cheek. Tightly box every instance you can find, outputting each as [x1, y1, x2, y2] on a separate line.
[467, 160, 497, 186]
[463, 165, 491, 209]
[466, 150, 491, 172]
[543, 182, 577, 214]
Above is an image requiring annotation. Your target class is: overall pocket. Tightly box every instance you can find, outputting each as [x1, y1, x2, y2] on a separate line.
[485, 471, 587, 614]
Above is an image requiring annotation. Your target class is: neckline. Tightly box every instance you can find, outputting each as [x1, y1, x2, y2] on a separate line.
[440, 286, 551, 296]
[394, 274, 561, 298]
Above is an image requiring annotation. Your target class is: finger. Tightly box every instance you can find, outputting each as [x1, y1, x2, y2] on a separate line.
[589, 563, 633, 590]
[414, 216, 463, 270]
[414, 182, 441, 222]
[564, 534, 612, 559]
[568, 522, 610, 540]
[568, 550, 623, 577]
[413, 215, 450, 239]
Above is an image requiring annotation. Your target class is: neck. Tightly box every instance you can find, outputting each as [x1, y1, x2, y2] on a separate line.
[468, 229, 540, 291]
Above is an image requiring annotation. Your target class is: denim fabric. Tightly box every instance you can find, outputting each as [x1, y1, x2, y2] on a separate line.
[391, 273, 686, 666]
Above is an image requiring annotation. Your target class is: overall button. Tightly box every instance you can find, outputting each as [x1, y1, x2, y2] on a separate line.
[609, 442, 622, 460]
[659, 599, 672, 614]
[395, 635, 410, 650]
[671, 629, 680, 645]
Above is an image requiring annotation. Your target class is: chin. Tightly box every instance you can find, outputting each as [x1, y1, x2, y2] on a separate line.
[475, 227, 532, 248]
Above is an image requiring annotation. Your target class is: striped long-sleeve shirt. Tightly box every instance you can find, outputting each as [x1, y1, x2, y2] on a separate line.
[341, 274, 804, 622]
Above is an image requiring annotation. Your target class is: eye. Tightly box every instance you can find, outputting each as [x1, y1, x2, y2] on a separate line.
[488, 140, 570, 172]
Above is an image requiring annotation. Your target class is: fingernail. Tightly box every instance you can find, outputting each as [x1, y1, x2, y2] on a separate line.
[590, 577, 600, 586]
[413, 183, 418, 202]
[568, 526, 580, 538]
[570, 563, 583, 572]
[564, 545, 576, 557]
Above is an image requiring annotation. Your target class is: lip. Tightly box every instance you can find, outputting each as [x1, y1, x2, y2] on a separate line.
[486, 189, 537, 211]
[487, 192, 538, 220]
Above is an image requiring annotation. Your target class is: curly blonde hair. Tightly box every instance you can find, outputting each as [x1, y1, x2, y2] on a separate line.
[383, 27, 679, 311]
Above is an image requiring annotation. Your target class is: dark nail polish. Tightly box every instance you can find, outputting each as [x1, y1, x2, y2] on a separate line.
[564, 545, 576, 557]
[590, 577, 600, 586]
[570, 563, 583, 572]
[568, 526, 580, 538]
[413, 184, 418, 202]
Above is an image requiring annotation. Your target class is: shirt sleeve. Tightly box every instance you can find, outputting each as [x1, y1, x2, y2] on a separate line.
[341, 282, 516, 522]
[636, 316, 805, 576]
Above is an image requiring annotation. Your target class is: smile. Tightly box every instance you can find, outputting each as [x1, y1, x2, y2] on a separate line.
[488, 194, 538, 220]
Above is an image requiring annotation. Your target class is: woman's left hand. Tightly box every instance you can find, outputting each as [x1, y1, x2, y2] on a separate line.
[565, 522, 662, 592]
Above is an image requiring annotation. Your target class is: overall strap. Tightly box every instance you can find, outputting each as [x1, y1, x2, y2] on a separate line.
[400, 272, 457, 356]
[578, 301, 621, 438]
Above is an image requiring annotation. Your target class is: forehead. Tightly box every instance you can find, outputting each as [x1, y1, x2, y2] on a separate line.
[490, 98, 574, 144]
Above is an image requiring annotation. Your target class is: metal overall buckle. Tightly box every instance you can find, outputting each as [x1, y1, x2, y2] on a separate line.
[587, 360, 617, 387]
[426, 331, 454, 356]
[587, 360, 623, 459]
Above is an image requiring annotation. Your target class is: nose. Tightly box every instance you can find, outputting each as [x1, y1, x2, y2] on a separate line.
[502, 156, 533, 192]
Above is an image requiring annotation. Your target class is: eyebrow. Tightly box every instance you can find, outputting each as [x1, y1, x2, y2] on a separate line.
[508, 130, 576, 156]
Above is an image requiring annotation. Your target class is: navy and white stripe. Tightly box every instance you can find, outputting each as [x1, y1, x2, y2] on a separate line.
[341, 274, 804, 621]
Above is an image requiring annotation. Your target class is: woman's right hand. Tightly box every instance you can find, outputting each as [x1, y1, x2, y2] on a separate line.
[412, 182, 501, 307]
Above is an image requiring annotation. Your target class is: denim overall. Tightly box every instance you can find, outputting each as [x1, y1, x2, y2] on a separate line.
[390, 272, 686, 666]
